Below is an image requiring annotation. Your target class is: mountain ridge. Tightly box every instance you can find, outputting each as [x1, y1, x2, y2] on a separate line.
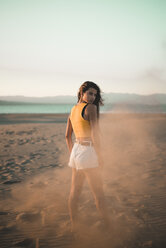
[0, 93, 166, 105]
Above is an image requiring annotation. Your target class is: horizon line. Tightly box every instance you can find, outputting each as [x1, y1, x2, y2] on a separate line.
[0, 92, 165, 98]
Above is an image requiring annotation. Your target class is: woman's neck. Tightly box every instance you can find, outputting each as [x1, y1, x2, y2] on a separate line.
[79, 100, 88, 103]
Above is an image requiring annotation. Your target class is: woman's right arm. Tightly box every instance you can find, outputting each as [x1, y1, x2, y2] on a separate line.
[87, 104, 103, 167]
[65, 116, 73, 153]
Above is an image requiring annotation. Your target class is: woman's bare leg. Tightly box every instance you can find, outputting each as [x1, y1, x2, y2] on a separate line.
[68, 168, 85, 230]
[84, 167, 110, 228]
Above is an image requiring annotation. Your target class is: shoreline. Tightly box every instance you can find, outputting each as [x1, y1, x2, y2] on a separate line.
[0, 113, 166, 125]
[0, 113, 69, 124]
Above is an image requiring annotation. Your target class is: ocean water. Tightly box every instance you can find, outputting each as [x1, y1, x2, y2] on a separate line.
[0, 103, 75, 114]
[0, 102, 166, 114]
[0, 102, 109, 114]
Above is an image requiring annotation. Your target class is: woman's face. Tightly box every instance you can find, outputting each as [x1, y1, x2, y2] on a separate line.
[82, 87, 97, 104]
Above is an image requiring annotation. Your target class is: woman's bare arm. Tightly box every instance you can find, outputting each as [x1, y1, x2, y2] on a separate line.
[65, 116, 73, 153]
[86, 104, 103, 166]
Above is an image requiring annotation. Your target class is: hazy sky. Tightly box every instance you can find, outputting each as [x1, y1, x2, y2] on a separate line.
[0, 0, 166, 96]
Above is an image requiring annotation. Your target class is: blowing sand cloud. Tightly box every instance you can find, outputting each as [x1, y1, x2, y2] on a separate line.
[0, 115, 166, 247]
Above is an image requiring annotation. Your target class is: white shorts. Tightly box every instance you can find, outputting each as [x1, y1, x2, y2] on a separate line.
[68, 143, 99, 170]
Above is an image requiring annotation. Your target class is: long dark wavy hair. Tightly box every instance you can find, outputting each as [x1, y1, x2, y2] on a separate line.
[77, 81, 104, 118]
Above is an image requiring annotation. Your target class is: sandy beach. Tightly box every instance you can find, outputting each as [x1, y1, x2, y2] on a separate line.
[0, 113, 166, 248]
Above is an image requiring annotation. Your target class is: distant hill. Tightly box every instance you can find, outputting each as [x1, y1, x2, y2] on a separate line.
[103, 93, 166, 105]
[0, 93, 166, 105]
[0, 95, 77, 104]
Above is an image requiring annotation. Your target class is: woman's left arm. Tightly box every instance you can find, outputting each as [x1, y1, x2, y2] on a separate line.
[87, 104, 103, 167]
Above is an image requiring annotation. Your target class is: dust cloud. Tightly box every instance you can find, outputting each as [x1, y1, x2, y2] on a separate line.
[0, 115, 166, 247]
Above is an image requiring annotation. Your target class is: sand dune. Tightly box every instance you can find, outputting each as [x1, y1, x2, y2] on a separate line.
[0, 114, 166, 248]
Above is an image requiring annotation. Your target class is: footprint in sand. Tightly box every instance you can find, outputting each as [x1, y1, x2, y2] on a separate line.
[8, 139, 15, 144]
[4, 144, 10, 148]
[5, 131, 15, 135]
[51, 148, 60, 155]
[21, 159, 31, 165]
[5, 160, 15, 167]
[14, 238, 36, 247]
[17, 155, 24, 159]
[16, 212, 42, 223]
[16, 131, 26, 135]
[49, 163, 59, 168]
[51, 134, 58, 138]
[16, 130, 36, 136]
[0, 211, 9, 216]
[3, 180, 22, 185]
[17, 138, 31, 145]
[29, 152, 44, 160]
[0, 225, 18, 233]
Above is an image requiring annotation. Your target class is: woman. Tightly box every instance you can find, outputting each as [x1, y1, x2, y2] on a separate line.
[65, 81, 109, 231]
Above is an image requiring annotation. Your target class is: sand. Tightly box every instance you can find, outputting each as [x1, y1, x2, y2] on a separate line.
[0, 113, 166, 248]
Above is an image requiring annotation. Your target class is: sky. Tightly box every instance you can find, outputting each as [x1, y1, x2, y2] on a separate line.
[0, 0, 166, 97]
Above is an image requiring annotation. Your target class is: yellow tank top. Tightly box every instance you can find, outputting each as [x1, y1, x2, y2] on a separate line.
[70, 103, 91, 138]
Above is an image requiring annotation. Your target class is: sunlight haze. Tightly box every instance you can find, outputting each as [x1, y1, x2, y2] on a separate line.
[0, 0, 166, 96]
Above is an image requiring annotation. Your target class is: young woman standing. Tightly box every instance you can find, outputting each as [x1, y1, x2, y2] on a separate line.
[65, 81, 109, 231]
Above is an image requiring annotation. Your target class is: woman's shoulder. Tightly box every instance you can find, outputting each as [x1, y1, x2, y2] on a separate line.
[87, 103, 97, 109]
[86, 103, 97, 113]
